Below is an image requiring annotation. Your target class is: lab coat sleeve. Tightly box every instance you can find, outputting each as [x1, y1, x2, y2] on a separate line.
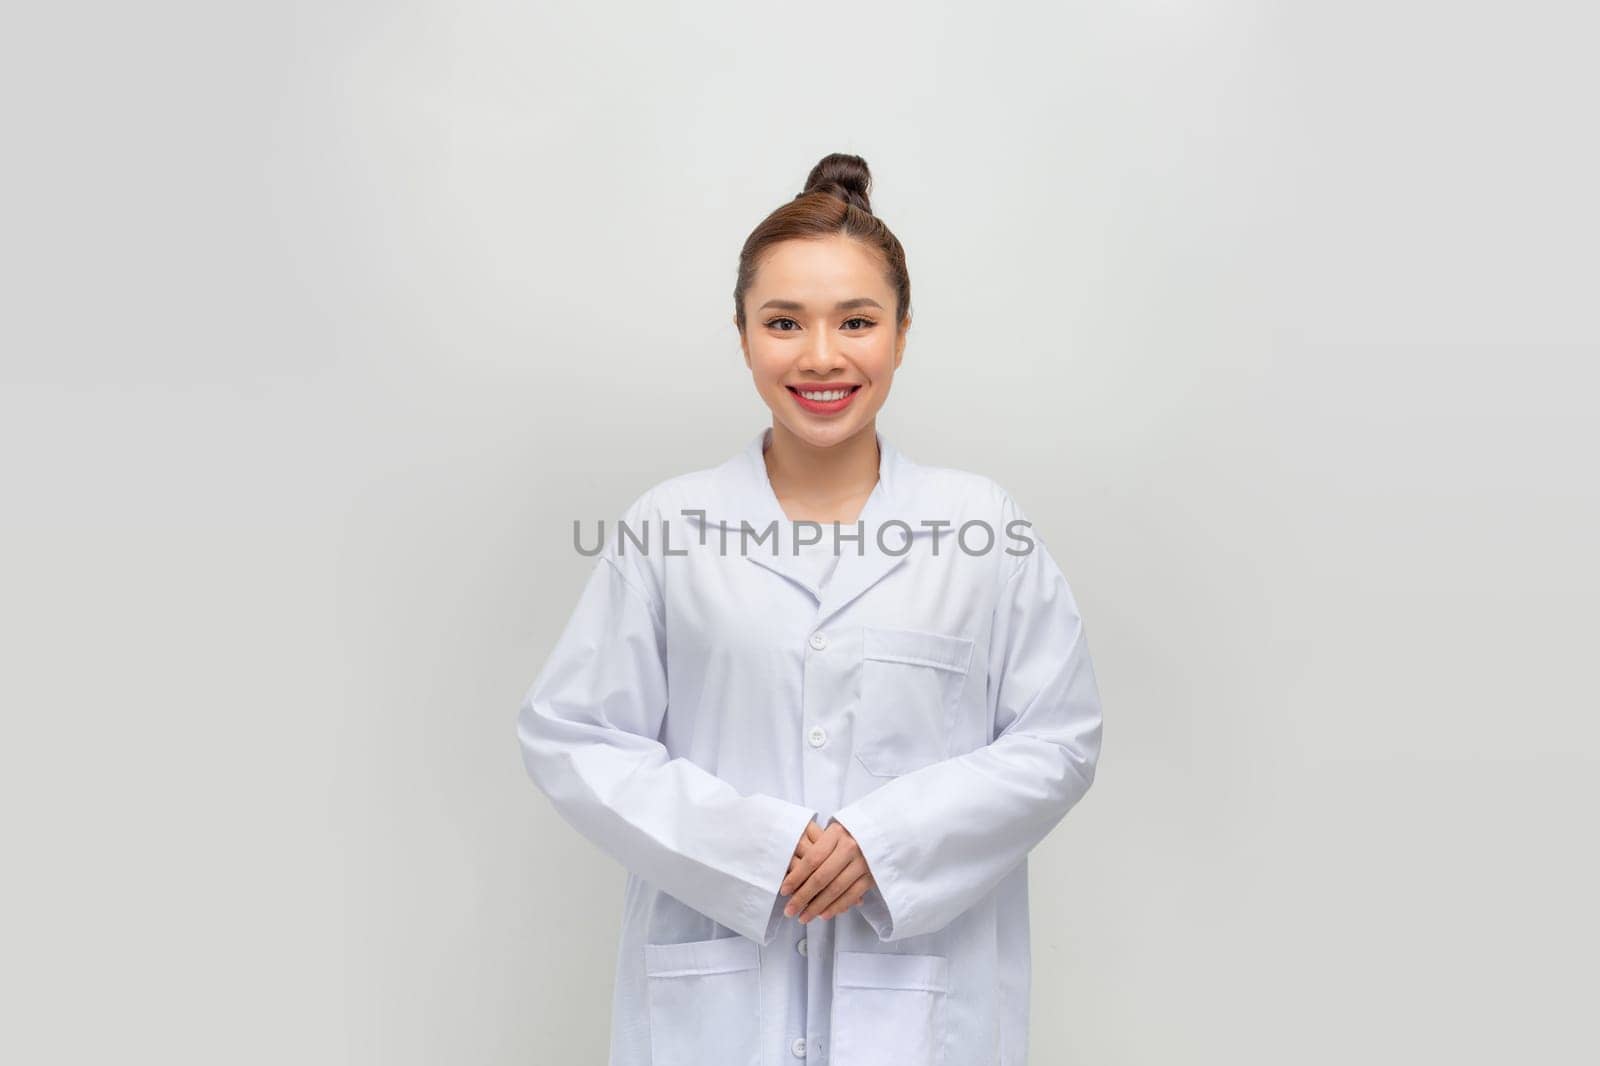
[830, 499, 1103, 942]
[516, 518, 820, 946]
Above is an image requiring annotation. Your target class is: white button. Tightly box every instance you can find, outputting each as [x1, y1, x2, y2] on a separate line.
[809, 631, 827, 650]
[807, 726, 827, 747]
[797, 937, 808, 956]
[791, 1036, 807, 1057]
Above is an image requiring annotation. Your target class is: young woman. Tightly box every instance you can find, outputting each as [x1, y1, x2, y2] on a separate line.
[517, 152, 1103, 1066]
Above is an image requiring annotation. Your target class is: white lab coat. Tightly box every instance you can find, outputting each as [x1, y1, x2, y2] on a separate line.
[517, 426, 1102, 1066]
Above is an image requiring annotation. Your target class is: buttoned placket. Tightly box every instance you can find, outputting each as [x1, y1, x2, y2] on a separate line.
[704, 427, 926, 1063]
[799, 618, 832, 1062]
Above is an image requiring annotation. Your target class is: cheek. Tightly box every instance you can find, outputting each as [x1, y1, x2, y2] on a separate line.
[747, 349, 786, 388]
[857, 340, 897, 380]
[748, 364, 787, 398]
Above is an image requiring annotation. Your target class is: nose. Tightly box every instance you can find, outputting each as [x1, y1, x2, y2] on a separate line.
[798, 329, 847, 373]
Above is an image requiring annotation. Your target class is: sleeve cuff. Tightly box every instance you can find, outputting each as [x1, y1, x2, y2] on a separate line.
[829, 802, 905, 942]
[855, 884, 894, 940]
[738, 800, 820, 945]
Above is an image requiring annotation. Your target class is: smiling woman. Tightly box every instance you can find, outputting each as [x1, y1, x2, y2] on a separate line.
[516, 151, 1103, 1066]
[733, 155, 912, 468]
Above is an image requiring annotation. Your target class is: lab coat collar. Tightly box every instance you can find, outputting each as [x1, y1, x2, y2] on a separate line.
[694, 425, 932, 628]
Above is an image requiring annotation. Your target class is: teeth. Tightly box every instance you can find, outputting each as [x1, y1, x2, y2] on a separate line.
[797, 388, 853, 401]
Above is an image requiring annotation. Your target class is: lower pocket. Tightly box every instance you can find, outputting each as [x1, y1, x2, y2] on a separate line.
[829, 950, 950, 1066]
[644, 935, 761, 1066]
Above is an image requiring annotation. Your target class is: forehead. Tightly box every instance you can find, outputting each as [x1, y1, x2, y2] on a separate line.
[749, 236, 890, 304]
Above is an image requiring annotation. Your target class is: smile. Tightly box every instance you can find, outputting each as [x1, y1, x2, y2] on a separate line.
[787, 384, 862, 414]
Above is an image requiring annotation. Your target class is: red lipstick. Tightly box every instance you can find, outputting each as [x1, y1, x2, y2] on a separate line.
[787, 383, 862, 415]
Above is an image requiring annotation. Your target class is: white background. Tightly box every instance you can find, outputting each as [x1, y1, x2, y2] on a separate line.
[3, 2, 1596, 1063]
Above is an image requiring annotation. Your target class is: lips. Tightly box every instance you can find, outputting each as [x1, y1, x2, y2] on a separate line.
[788, 384, 861, 400]
[787, 383, 862, 415]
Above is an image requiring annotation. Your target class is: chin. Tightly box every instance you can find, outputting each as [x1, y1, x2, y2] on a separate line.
[789, 420, 866, 449]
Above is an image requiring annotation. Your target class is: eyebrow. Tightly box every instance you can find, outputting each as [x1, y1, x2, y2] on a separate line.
[758, 297, 885, 312]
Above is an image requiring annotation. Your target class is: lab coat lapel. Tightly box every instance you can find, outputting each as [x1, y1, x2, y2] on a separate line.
[727, 428, 813, 595]
[724, 426, 921, 628]
[811, 446, 914, 629]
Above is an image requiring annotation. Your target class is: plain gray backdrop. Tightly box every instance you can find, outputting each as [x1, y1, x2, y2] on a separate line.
[3, 1, 1595, 1063]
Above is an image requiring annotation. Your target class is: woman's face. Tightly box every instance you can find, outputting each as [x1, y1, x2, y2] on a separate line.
[737, 234, 909, 451]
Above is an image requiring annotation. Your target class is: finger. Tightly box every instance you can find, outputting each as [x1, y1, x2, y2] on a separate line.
[822, 871, 873, 919]
[782, 824, 827, 894]
[803, 866, 859, 921]
[782, 832, 838, 903]
[784, 838, 844, 902]
[793, 820, 822, 857]
[793, 834, 861, 920]
[781, 839, 830, 897]
[822, 868, 871, 918]
[793, 821, 822, 861]
[786, 831, 851, 914]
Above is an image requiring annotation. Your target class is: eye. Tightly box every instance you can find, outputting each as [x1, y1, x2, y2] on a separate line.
[842, 316, 876, 330]
[765, 317, 800, 331]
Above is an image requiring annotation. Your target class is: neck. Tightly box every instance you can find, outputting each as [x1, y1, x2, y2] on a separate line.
[763, 422, 881, 519]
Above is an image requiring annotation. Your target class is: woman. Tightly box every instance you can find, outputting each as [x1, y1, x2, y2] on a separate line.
[517, 152, 1103, 1066]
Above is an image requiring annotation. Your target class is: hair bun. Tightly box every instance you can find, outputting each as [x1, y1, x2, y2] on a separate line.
[801, 152, 872, 213]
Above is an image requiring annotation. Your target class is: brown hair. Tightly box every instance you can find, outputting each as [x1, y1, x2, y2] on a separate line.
[732, 152, 912, 336]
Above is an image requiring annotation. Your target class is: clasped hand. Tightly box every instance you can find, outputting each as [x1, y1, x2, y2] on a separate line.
[780, 819, 875, 923]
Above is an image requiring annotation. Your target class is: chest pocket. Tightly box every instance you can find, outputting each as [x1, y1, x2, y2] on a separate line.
[854, 625, 975, 778]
